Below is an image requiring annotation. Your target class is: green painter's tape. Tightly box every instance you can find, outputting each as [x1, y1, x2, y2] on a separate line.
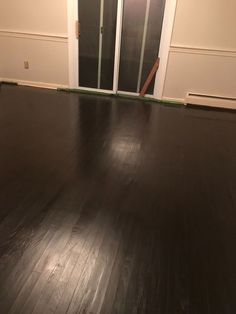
[57, 88, 184, 107]
[117, 94, 184, 107]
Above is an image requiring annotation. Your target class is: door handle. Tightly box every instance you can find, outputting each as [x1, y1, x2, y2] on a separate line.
[76, 21, 80, 39]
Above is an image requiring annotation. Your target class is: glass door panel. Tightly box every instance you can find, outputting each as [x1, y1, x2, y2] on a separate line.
[79, 1, 100, 88]
[140, 0, 166, 94]
[118, 0, 166, 94]
[118, 0, 147, 92]
[78, 0, 118, 90]
[100, 0, 118, 90]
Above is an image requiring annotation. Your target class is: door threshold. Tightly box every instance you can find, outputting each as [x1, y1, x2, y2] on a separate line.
[57, 87, 114, 96]
[57, 87, 184, 107]
[58, 87, 155, 101]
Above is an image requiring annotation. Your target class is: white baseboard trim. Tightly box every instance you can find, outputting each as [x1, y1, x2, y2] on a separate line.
[0, 78, 69, 90]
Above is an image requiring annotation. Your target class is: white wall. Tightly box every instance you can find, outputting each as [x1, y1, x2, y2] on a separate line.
[163, 0, 236, 101]
[0, 0, 69, 87]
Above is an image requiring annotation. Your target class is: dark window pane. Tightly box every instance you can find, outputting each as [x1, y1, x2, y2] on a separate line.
[141, 0, 166, 94]
[79, 0, 100, 88]
[119, 0, 166, 94]
[118, 0, 146, 92]
[100, 0, 118, 90]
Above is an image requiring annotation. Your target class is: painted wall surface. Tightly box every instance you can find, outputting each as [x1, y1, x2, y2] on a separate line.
[172, 0, 236, 51]
[0, 1, 67, 35]
[0, 36, 69, 86]
[1, 0, 236, 97]
[0, 0, 69, 87]
[163, 0, 236, 101]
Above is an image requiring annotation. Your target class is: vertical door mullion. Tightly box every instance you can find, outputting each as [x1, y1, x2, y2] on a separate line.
[136, 0, 151, 93]
[113, 0, 124, 93]
[97, 0, 104, 89]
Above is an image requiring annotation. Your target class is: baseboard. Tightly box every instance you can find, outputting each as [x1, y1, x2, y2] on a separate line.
[185, 93, 236, 110]
[0, 78, 68, 90]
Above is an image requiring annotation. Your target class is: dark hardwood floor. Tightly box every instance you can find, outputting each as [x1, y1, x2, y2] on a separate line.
[0, 84, 235, 314]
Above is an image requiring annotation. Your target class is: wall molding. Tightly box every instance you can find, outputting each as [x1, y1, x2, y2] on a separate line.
[0, 77, 69, 90]
[0, 29, 68, 43]
[170, 45, 236, 58]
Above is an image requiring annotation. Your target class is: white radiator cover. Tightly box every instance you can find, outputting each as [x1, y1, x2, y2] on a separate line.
[185, 93, 236, 110]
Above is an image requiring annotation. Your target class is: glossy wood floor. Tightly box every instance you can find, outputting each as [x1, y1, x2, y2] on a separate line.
[0, 85, 235, 314]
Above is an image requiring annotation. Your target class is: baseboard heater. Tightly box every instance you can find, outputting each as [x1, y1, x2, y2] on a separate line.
[185, 93, 236, 110]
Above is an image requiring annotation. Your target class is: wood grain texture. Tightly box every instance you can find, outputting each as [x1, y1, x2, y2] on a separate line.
[0, 85, 235, 313]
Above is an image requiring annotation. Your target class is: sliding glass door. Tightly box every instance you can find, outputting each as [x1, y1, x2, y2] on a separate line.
[78, 0, 118, 90]
[118, 0, 166, 94]
[78, 0, 166, 94]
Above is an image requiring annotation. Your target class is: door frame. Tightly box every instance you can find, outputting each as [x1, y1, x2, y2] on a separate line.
[153, 0, 178, 99]
[67, 0, 177, 99]
[67, 0, 79, 88]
